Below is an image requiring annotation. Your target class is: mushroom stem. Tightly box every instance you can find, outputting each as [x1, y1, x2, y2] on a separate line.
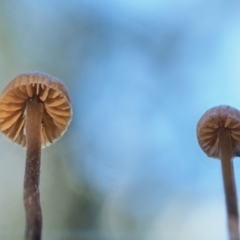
[219, 128, 240, 240]
[24, 97, 43, 240]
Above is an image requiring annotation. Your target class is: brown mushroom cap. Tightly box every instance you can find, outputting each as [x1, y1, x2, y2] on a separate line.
[197, 105, 240, 159]
[0, 72, 72, 147]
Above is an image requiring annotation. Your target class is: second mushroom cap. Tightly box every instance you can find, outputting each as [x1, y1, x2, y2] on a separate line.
[196, 105, 240, 159]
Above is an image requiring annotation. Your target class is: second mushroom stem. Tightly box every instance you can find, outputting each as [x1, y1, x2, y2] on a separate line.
[219, 128, 240, 240]
[24, 97, 43, 240]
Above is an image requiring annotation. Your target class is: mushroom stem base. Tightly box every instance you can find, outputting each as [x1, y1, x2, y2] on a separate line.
[24, 98, 43, 240]
[219, 128, 240, 240]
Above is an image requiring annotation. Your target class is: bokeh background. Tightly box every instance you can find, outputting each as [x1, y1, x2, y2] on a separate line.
[0, 0, 239, 239]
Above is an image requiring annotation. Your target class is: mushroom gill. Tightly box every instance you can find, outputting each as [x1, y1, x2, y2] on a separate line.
[0, 72, 72, 147]
[197, 105, 240, 159]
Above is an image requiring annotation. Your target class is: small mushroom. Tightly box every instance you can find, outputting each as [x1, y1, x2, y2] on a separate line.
[0, 72, 72, 240]
[197, 105, 240, 240]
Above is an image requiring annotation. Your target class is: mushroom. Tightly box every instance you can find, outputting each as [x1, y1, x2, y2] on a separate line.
[0, 72, 72, 240]
[197, 105, 240, 240]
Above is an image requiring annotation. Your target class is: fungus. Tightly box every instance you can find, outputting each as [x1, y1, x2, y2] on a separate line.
[197, 105, 240, 240]
[0, 72, 72, 240]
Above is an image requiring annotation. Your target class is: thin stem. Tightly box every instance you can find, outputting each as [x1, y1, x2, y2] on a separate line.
[219, 128, 240, 240]
[24, 97, 43, 240]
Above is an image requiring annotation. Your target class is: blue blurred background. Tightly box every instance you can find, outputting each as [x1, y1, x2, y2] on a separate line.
[0, 0, 240, 239]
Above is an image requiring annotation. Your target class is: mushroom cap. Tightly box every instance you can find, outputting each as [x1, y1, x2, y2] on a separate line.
[0, 72, 72, 147]
[197, 105, 240, 159]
